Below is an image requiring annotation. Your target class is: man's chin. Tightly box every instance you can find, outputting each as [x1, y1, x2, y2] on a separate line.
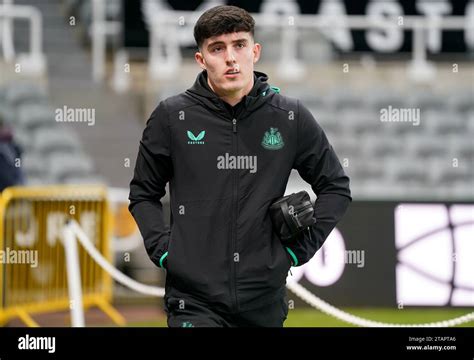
[209, 76, 250, 96]
[218, 83, 244, 94]
[225, 85, 244, 93]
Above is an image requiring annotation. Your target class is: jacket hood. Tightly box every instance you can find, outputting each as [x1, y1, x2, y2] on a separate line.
[185, 70, 277, 119]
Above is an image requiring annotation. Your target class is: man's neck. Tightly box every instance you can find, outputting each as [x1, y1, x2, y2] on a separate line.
[207, 77, 254, 107]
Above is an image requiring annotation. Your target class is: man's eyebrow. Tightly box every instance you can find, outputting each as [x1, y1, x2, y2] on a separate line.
[207, 38, 248, 49]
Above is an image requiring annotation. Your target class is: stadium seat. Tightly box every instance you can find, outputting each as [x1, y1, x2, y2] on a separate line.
[33, 128, 82, 154]
[4, 82, 48, 108]
[454, 139, 474, 163]
[47, 152, 94, 182]
[327, 88, 365, 111]
[366, 88, 406, 110]
[21, 153, 47, 180]
[340, 109, 381, 136]
[17, 104, 57, 132]
[464, 110, 474, 137]
[439, 167, 473, 186]
[365, 136, 402, 159]
[448, 89, 474, 113]
[422, 110, 466, 136]
[408, 90, 445, 111]
[344, 159, 385, 182]
[300, 94, 329, 111]
[391, 159, 430, 184]
[412, 136, 449, 159]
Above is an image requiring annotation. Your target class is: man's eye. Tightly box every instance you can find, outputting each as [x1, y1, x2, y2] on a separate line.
[212, 47, 222, 52]
[236, 43, 245, 48]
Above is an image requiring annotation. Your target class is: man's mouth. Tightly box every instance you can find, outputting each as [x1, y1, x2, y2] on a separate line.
[225, 66, 240, 75]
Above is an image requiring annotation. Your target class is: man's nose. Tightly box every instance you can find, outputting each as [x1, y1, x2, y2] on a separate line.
[225, 48, 236, 64]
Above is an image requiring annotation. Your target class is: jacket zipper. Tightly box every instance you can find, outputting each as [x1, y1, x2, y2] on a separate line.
[230, 117, 239, 311]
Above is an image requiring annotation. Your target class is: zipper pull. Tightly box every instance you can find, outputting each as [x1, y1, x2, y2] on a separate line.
[232, 118, 237, 133]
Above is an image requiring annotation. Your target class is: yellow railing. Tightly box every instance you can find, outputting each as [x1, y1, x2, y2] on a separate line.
[0, 185, 124, 327]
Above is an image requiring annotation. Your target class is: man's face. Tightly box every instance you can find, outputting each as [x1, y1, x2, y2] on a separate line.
[195, 32, 261, 96]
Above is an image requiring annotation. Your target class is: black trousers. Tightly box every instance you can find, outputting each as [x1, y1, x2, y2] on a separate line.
[165, 294, 289, 327]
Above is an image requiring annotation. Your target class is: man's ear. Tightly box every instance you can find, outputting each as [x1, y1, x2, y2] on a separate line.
[195, 51, 206, 70]
[253, 43, 261, 64]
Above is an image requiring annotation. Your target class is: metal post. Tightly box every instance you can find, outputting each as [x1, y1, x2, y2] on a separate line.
[92, 0, 105, 82]
[63, 220, 85, 327]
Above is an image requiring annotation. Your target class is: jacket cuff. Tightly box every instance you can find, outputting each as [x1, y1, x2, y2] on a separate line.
[285, 247, 299, 267]
[159, 251, 168, 269]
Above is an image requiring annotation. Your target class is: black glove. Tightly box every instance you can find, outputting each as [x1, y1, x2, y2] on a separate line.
[269, 190, 316, 245]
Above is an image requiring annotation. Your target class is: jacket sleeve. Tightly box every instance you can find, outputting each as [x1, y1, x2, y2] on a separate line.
[287, 100, 352, 267]
[129, 101, 173, 269]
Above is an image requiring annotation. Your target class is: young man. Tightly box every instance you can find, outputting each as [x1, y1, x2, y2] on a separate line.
[129, 5, 351, 327]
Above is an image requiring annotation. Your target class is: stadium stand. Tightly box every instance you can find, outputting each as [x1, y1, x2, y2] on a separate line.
[0, 81, 103, 185]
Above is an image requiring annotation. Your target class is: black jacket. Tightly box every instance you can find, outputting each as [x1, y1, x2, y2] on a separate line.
[129, 71, 351, 313]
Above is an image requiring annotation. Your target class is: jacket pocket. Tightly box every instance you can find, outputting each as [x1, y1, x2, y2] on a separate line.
[166, 198, 232, 302]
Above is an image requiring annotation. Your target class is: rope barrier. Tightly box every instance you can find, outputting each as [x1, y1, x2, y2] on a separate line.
[67, 219, 474, 327]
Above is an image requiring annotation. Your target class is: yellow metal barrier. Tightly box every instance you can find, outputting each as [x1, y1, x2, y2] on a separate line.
[0, 185, 125, 327]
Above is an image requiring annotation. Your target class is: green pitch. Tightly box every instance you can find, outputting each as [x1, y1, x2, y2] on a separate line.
[129, 308, 474, 327]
